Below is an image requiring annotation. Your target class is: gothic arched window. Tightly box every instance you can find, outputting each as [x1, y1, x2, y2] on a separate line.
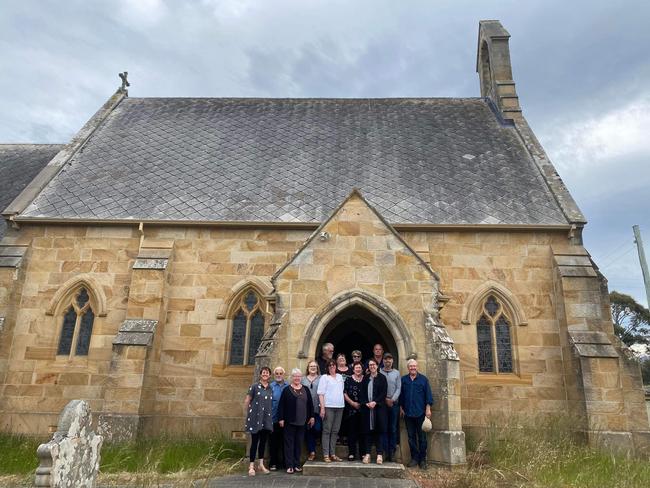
[57, 287, 95, 357]
[229, 290, 265, 366]
[476, 295, 513, 373]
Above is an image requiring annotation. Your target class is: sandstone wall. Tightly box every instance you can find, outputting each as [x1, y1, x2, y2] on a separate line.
[401, 230, 572, 428]
[1, 221, 646, 442]
[0, 225, 139, 433]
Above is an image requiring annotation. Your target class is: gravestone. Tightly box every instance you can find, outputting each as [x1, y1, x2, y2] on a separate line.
[34, 400, 103, 488]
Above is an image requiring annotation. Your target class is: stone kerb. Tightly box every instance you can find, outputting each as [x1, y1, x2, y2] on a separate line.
[35, 399, 103, 488]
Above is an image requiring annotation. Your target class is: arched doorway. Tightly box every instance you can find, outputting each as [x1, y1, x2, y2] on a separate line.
[316, 304, 399, 369]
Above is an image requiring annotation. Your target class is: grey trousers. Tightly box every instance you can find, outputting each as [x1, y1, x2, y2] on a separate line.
[321, 407, 344, 456]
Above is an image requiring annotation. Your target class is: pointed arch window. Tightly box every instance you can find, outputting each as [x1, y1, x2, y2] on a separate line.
[229, 290, 265, 366]
[57, 287, 95, 357]
[476, 295, 513, 373]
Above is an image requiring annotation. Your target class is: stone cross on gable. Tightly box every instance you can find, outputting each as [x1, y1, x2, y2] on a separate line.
[118, 71, 130, 93]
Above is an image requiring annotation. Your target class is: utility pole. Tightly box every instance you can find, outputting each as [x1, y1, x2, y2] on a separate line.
[632, 225, 650, 307]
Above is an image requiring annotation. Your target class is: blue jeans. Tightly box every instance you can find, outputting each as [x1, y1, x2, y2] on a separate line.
[305, 414, 322, 453]
[404, 415, 427, 462]
[384, 403, 400, 455]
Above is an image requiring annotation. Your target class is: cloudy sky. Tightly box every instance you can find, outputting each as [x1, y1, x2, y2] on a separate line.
[1, 0, 649, 306]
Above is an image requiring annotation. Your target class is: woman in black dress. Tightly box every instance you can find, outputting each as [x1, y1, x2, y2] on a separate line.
[344, 362, 366, 461]
[359, 358, 388, 464]
[244, 366, 273, 476]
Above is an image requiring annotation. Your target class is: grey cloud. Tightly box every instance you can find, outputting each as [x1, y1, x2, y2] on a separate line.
[1, 0, 649, 304]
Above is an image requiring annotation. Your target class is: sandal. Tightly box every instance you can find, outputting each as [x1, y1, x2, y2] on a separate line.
[331, 455, 343, 462]
[248, 464, 256, 476]
[286, 468, 294, 474]
[362, 454, 370, 464]
[323, 455, 331, 463]
[377, 454, 383, 465]
[307, 452, 316, 461]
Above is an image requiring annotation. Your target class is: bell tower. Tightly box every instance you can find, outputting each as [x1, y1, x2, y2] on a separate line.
[476, 20, 521, 117]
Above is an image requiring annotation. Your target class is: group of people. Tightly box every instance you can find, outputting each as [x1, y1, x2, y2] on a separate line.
[243, 342, 434, 476]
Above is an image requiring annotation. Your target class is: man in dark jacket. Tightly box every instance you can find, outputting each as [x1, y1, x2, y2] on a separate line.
[317, 342, 334, 375]
[399, 359, 433, 470]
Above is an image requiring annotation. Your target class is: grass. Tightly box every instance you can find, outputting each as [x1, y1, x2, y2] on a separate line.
[0, 434, 42, 475]
[100, 435, 245, 474]
[481, 413, 650, 487]
[0, 432, 246, 486]
[3, 417, 650, 487]
[413, 412, 650, 488]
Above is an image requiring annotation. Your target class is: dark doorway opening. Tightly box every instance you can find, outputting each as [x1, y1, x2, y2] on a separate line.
[316, 304, 399, 370]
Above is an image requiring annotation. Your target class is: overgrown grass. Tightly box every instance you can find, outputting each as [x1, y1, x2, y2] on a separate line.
[101, 435, 245, 474]
[0, 434, 42, 475]
[482, 412, 650, 487]
[0, 432, 245, 478]
[414, 412, 650, 488]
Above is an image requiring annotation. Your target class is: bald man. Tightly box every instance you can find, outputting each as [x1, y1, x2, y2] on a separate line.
[400, 359, 433, 470]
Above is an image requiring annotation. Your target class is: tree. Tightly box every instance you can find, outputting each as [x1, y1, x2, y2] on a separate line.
[609, 291, 650, 347]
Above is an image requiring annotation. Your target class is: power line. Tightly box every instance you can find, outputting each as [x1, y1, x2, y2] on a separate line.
[598, 238, 634, 262]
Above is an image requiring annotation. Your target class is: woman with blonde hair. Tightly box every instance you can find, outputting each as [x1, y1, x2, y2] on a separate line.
[279, 368, 315, 473]
[301, 359, 321, 461]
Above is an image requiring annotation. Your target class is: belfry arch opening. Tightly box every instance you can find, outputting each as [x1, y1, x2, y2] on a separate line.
[316, 304, 399, 369]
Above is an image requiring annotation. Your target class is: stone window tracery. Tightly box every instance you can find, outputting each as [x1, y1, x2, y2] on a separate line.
[229, 290, 265, 366]
[476, 295, 513, 373]
[57, 287, 95, 357]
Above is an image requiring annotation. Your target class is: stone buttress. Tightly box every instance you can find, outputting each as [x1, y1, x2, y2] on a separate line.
[99, 237, 173, 442]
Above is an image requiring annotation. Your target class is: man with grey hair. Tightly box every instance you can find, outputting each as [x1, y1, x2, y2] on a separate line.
[400, 359, 433, 470]
[317, 342, 335, 375]
[269, 366, 288, 470]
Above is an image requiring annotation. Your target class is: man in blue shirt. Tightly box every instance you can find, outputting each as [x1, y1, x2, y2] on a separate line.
[399, 359, 433, 470]
[270, 366, 288, 470]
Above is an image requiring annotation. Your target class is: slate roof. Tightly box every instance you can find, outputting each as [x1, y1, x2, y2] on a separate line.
[19, 98, 568, 225]
[0, 144, 63, 239]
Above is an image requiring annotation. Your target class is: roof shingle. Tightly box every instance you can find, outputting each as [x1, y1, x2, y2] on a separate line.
[20, 98, 567, 225]
[0, 144, 62, 239]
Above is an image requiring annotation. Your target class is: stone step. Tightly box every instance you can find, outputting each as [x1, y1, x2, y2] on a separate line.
[302, 460, 406, 478]
[312, 444, 406, 463]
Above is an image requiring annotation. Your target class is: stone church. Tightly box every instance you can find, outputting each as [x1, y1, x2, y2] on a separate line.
[1, 20, 648, 464]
